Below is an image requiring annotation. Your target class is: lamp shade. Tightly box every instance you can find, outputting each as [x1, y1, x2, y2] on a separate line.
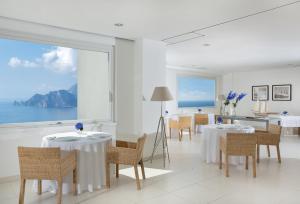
[151, 86, 173, 101]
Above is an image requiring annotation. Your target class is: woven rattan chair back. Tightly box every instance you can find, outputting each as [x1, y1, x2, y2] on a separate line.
[268, 124, 282, 135]
[179, 116, 192, 129]
[219, 133, 257, 177]
[18, 147, 61, 180]
[106, 134, 147, 190]
[136, 134, 147, 162]
[169, 119, 179, 129]
[18, 147, 77, 204]
[256, 124, 282, 163]
[226, 133, 257, 155]
[195, 114, 209, 125]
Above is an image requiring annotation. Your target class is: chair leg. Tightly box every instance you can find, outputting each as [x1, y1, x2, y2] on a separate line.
[116, 164, 119, 178]
[57, 179, 63, 204]
[267, 145, 270, 157]
[178, 130, 182, 141]
[245, 156, 249, 170]
[276, 144, 281, 163]
[140, 160, 146, 179]
[181, 130, 183, 140]
[73, 167, 77, 195]
[169, 128, 171, 139]
[106, 161, 110, 188]
[19, 178, 26, 204]
[189, 128, 192, 141]
[225, 154, 229, 177]
[257, 145, 260, 163]
[219, 150, 222, 169]
[38, 179, 42, 195]
[134, 165, 141, 190]
[252, 155, 256, 178]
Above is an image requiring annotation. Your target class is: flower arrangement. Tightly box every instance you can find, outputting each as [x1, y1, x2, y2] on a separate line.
[222, 91, 247, 116]
[75, 122, 83, 131]
[232, 93, 247, 108]
[217, 116, 223, 124]
[224, 91, 237, 106]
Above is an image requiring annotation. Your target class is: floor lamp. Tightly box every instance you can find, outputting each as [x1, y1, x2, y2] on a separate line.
[150, 86, 173, 167]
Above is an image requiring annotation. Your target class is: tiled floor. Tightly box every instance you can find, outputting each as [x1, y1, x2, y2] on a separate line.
[2, 133, 300, 204]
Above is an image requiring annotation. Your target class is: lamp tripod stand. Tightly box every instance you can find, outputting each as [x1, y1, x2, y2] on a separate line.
[150, 101, 170, 167]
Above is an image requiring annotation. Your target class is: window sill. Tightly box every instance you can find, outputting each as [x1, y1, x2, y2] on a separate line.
[0, 119, 116, 129]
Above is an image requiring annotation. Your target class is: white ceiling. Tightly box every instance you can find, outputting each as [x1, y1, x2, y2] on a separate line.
[0, 0, 300, 74]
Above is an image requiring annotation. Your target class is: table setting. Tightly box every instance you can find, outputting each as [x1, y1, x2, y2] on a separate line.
[33, 122, 113, 195]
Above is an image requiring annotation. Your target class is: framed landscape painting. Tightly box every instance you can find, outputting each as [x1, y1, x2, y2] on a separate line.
[177, 76, 216, 108]
[272, 84, 292, 101]
[252, 85, 269, 101]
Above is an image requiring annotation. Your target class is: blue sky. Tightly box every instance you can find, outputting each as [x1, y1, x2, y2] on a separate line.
[0, 38, 77, 101]
[177, 76, 215, 101]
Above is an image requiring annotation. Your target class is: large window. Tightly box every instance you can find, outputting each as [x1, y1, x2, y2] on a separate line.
[0, 38, 77, 124]
[177, 76, 216, 108]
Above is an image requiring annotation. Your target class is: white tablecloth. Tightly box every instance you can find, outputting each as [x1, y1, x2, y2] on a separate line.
[201, 124, 255, 164]
[280, 116, 300, 127]
[34, 131, 112, 194]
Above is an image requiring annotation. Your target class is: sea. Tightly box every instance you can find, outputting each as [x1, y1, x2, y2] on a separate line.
[0, 101, 77, 124]
[178, 100, 215, 108]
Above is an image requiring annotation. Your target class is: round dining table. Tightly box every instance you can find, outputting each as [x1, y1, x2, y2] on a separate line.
[201, 124, 255, 165]
[34, 131, 112, 194]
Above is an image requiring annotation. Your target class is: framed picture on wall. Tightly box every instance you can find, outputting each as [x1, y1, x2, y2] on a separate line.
[252, 85, 269, 101]
[272, 84, 292, 101]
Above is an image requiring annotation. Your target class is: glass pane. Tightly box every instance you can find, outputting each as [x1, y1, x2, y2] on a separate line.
[177, 76, 216, 108]
[77, 50, 111, 121]
[0, 38, 77, 124]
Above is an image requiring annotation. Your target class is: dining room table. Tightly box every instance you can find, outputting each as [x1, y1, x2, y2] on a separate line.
[33, 131, 112, 194]
[201, 124, 255, 165]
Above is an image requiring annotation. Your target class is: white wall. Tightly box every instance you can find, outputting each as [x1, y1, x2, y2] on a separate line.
[166, 68, 222, 115]
[115, 38, 167, 135]
[115, 38, 138, 135]
[222, 67, 300, 116]
[115, 38, 166, 159]
[141, 39, 167, 134]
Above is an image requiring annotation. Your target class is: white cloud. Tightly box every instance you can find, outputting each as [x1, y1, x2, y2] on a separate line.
[8, 57, 38, 68]
[8, 57, 21, 67]
[42, 47, 76, 73]
[7, 46, 76, 73]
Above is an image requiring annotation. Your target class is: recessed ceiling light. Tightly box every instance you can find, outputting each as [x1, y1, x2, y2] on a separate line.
[114, 23, 123, 27]
[203, 43, 210, 46]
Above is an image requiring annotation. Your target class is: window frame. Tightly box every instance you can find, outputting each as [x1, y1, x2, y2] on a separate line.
[0, 31, 115, 127]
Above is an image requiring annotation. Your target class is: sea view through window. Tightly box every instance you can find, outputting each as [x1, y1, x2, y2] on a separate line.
[0, 38, 77, 124]
[177, 76, 216, 108]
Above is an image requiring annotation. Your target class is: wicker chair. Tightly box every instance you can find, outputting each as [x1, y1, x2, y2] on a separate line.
[219, 133, 257, 177]
[169, 116, 192, 141]
[194, 114, 209, 133]
[18, 147, 77, 204]
[106, 134, 147, 190]
[256, 124, 282, 163]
